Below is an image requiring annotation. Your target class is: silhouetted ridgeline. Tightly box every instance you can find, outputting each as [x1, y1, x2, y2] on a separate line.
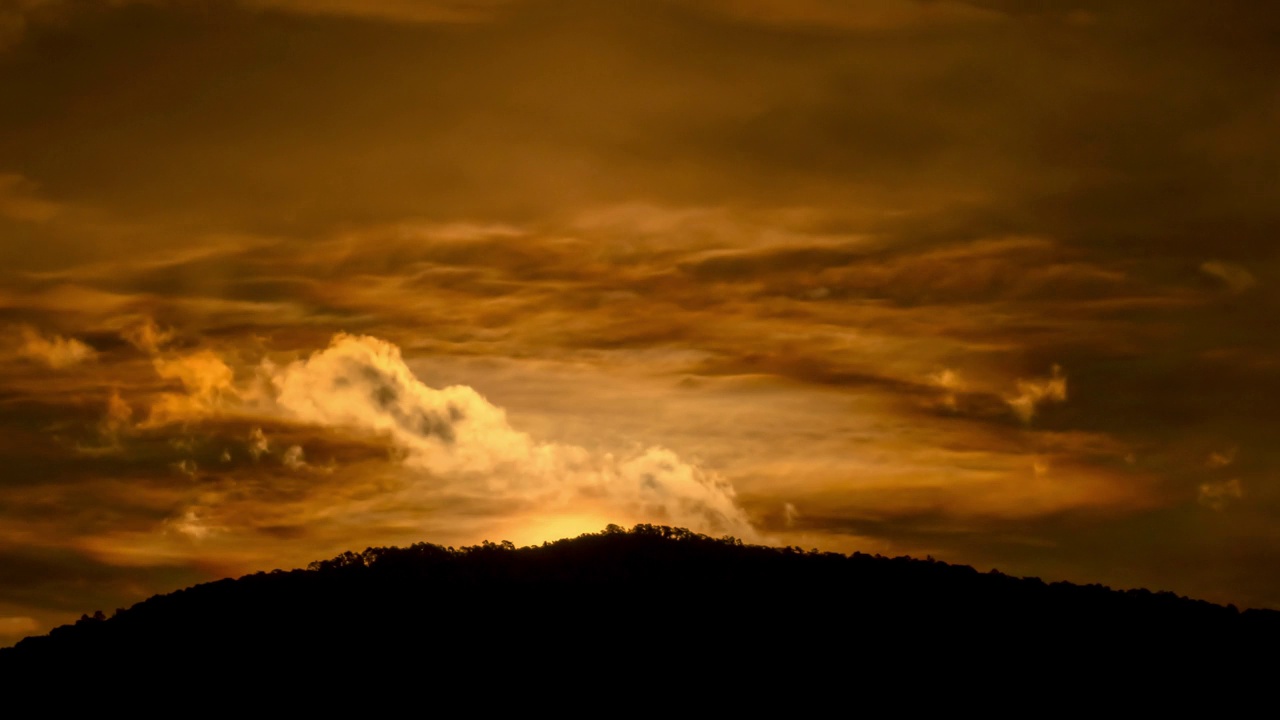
[4, 524, 1278, 682]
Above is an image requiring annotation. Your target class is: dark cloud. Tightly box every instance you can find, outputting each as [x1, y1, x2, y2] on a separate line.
[0, 545, 204, 612]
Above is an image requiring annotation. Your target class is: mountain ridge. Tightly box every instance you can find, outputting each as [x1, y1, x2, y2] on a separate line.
[5, 524, 1276, 679]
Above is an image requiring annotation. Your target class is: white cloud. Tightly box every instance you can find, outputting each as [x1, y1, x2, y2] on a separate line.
[268, 333, 757, 538]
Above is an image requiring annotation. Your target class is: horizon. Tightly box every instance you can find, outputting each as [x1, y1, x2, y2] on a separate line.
[9, 521, 1270, 650]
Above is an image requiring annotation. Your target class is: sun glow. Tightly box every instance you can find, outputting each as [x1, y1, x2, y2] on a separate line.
[495, 514, 625, 548]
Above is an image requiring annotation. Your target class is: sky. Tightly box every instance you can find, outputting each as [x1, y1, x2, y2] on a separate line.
[2, 0, 1279, 644]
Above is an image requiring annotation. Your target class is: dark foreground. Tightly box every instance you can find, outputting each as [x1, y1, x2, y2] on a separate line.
[5, 525, 1278, 687]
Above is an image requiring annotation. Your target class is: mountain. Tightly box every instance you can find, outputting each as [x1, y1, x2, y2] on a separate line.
[4, 524, 1276, 685]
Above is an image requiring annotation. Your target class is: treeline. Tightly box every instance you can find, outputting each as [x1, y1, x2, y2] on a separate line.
[4, 524, 1277, 682]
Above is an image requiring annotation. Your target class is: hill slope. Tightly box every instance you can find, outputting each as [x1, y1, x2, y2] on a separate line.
[4, 524, 1277, 679]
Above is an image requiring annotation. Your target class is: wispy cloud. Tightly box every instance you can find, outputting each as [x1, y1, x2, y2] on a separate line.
[929, 368, 963, 410]
[1201, 261, 1257, 293]
[244, 0, 513, 23]
[0, 173, 60, 222]
[121, 318, 174, 355]
[281, 444, 308, 470]
[164, 508, 221, 540]
[1006, 365, 1067, 423]
[1198, 478, 1243, 511]
[147, 351, 239, 425]
[0, 616, 38, 645]
[782, 502, 800, 528]
[248, 427, 270, 459]
[697, 0, 1000, 31]
[1206, 447, 1237, 469]
[12, 325, 95, 368]
[0, 0, 511, 50]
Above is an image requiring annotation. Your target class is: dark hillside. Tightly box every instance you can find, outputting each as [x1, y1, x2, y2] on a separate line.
[4, 525, 1277, 682]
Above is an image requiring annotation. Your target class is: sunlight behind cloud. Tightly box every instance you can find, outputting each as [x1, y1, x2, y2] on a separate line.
[269, 334, 759, 539]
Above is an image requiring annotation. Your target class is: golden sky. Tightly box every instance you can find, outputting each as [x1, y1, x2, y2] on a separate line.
[2, 0, 1279, 643]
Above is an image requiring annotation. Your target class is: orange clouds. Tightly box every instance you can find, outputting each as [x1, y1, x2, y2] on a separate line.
[1198, 478, 1243, 511]
[0, 173, 59, 223]
[242, 0, 511, 23]
[3, 0, 1280, 645]
[0, 617, 37, 646]
[1200, 261, 1257, 294]
[1006, 365, 1067, 423]
[121, 318, 174, 355]
[268, 334, 757, 538]
[12, 325, 95, 368]
[698, 0, 1000, 31]
[147, 351, 239, 425]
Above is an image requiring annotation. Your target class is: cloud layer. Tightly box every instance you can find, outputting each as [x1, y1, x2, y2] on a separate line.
[2, 0, 1280, 644]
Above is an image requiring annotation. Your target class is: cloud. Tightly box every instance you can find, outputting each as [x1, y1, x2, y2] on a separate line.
[100, 390, 134, 446]
[0, 1, 62, 52]
[248, 427, 270, 459]
[698, 0, 1000, 31]
[0, 0, 986, 49]
[0, 616, 38, 643]
[268, 334, 757, 538]
[243, 0, 512, 23]
[1198, 478, 1243, 511]
[782, 502, 800, 528]
[929, 368, 963, 410]
[282, 445, 307, 470]
[0, 173, 60, 222]
[0, 0, 510, 48]
[72, 390, 135, 456]
[1200, 261, 1257, 293]
[147, 351, 238, 425]
[1206, 447, 1237, 468]
[1032, 456, 1050, 476]
[1007, 365, 1067, 423]
[172, 459, 198, 478]
[164, 508, 220, 540]
[13, 325, 95, 368]
[121, 318, 174, 355]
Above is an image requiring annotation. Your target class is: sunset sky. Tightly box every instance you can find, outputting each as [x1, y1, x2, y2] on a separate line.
[2, 0, 1279, 644]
